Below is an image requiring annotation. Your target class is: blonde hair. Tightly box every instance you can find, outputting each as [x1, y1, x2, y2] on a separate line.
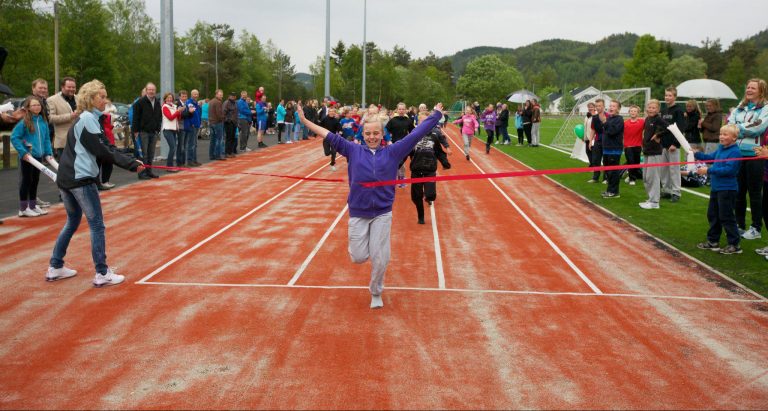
[76, 79, 105, 112]
[739, 78, 768, 108]
[720, 124, 739, 138]
[647, 99, 660, 109]
[685, 99, 700, 114]
[363, 113, 387, 132]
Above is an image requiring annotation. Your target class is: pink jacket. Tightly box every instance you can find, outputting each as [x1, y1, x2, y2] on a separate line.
[454, 114, 479, 135]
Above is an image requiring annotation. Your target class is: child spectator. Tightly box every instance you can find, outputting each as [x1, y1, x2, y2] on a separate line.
[10, 96, 53, 217]
[695, 124, 743, 254]
[623, 105, 644, 186]
[639, 99, 667, 210]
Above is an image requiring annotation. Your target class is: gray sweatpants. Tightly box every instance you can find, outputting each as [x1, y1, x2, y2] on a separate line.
[643, 154, 663, 203]
[660, 148, 681, 197]
[462, 133, 472, 156]
[531, 122, 541, 145]
[348, 212, 392, 296]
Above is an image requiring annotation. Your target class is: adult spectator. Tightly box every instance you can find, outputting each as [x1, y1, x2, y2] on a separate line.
[728, 78, 768, 240]
[236, 90, 253, 151]
[699, 99, 723, 154]
[208, 89, 225, 160]
[660, 86, 684, 202]
[184, 89, 201, 166]
[161, 92, 182, 170]
[593, 100, 624, 198]
[530, 99, 542, 147]
[222, 92, 238, 157]
[131, 82, 162, 179]
[587, 99, 606, 183]
[175, 90, 193, 167]
[47, 77, 79, 159]
[498, 103, 511, 144]
[521, 100, 533, 146]
[683, 100, 702, 150]
[276, 99, 286, 144]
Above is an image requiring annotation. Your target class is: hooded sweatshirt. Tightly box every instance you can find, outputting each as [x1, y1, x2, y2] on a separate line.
[10, 114, 52, 159]
[694, 143, 741, 192]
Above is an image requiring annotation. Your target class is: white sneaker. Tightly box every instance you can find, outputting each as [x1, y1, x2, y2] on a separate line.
[494, 141, 499, 144]
[629, 180, 636, 186]
[586, 179, 597, 183]
[639, 201, 659, 209]
[742, 226, 762, 240]
[46, 266, 77, 282]
[370, 295, 384, 309]
[93, 268, 125, 288]
[245, 147, 253, 152]
[755, 246, 768, 256]
[19, 207, 40, 217]
[330, 165, 337, 172]
[602, 180, 607, 184]
[33, 206, 48, 215]
[624, 176, 630, 183]
[286, 140, 293, 144]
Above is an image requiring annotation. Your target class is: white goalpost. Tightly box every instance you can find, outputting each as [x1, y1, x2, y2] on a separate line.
[549, 87, 651, 162]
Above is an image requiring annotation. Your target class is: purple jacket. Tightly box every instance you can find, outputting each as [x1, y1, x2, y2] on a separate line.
[325, 111, 442, 218]
[481, 110, 497, 130]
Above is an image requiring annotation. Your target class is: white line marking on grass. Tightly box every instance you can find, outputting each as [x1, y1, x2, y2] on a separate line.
[137, 280, 764, 303]
[430, 203, 446, 289]
[136, 163, 330, 284]
[452, 133, 603, 294]
[288, 204, 349, 286]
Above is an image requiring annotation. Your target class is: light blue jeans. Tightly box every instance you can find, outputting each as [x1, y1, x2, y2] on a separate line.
[50, 183, 108, 274]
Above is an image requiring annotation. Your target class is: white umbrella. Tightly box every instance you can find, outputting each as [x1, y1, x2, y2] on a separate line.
[676, 79, 738, 100]
[506, 89, 539, 103]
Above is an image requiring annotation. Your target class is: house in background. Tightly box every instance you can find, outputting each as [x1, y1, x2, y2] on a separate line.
[546, 86, 601, 114]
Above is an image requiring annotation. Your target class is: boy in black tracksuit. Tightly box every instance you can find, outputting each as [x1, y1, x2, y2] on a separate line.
[386, 108, 416, 183]
[320, 108, 342, 170]
[660, 91, 685, 201]
[410, 126, 450, 224]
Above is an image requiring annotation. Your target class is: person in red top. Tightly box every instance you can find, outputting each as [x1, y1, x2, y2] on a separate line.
[254, 86, 264, 103]
[161, 92, 183, 170]
[97, 100, 117, 189]
[623, 105, 645, 185]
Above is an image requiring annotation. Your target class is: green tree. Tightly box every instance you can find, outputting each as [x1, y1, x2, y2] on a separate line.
[106, 0, 158, 101]
[723, 57, 747, 94]
[558, 92, 577, 114]
[754, 50, 768, 83]
[0, 0, 53, 95]
[696, 37, 726, 80]
[456, 55, 524, 104]
[331, 40, 346, 65]
[391, 45, 411, 67]
[622, 34, 670, 96]
[663, 55, 708, 86]
[60, 0, 117, 90]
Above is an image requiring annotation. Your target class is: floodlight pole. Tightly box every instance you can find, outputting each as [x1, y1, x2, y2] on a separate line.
[324, 0, 331, 99]
[54, 0, 60, 93]
[160, 0, 174, 97]
[362, 0, 367, 106]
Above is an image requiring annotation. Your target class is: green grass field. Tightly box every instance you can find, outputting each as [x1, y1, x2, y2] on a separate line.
[485, 117, 767, 297]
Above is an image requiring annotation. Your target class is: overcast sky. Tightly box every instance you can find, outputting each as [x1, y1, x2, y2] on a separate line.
[146, 0, 768, 73]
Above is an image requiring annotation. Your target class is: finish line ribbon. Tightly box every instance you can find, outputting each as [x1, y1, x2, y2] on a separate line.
[144, 164, 345, 183]
[360, 155, 766, 188]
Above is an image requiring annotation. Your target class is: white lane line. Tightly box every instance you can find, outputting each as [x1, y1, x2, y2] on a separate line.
[430, 203, 446, 289]
[449, 132, 603, 294]
[136, 162, 329, 284]
[288, 204, 349, 286]
[136, 281, 764, 303]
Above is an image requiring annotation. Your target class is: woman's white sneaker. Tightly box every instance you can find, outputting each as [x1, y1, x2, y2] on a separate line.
[33, 206, 48, 215]
[19, 207, 41, 217]
[46, 266, 78, 282]
[93, 268, 125, 288]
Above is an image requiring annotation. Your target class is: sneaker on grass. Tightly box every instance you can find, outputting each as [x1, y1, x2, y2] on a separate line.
[719, 244, 743, 255]
[46, 266, 77, 282]
[639, 201, 659, 209]
[601, 191, 620, 199]
[93, 268, 125, 288]
[696, 241, 720, 251]
[755, 246, 768, 256]
[741, 226, 762, 240]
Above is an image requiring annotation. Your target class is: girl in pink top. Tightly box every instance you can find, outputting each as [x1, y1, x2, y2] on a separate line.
[453, 107, 479, 161]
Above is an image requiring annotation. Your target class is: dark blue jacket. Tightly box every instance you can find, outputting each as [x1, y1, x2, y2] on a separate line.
[694, 143, 741, 192]
[326, 111, 441, 218]
[593, 113, 624, 153]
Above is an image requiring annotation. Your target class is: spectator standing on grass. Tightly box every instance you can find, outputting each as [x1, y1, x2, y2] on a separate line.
[584, 102, 597, 176]
[699, 99, 723, 154]
[587, 99, 606, 183]
[521, 100, 533, 146]
[208, 89, 224, 161]
[623, 105, 644, 186]
[161, 92, 182, 170]
[695, 124, 743, 255]
[660, 86, 684, 202]
[185, 89, 201, 166]
[530, 99, 542, 147]
[515, 105, 524, 146]
[10, 96, 53, 217]
[296, 100, 445, 309]
[728, 78, 768, 241]
[592, 100, 624, 198]
[498, 103, 511, 144]
[683, 100, 702, 151]
[639, 99, 667, 210]
[132, 82, 162, 180]
[48, 79, 145, 286]
[48, 77, 79, 159]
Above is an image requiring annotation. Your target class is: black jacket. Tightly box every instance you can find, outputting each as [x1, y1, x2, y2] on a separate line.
[385, 115, 415, 143]
[131, 95, 162, 133]
[498, 109, 510, 127]
[683, 110, 701, 144]
[660, 104, 684, 149]
[410, 127, 450, 173]
[642, 115, 668, 156]
[593, 114, 624, 152]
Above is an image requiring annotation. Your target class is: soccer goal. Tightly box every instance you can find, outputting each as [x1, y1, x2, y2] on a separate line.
[549, 87, 651, 161]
